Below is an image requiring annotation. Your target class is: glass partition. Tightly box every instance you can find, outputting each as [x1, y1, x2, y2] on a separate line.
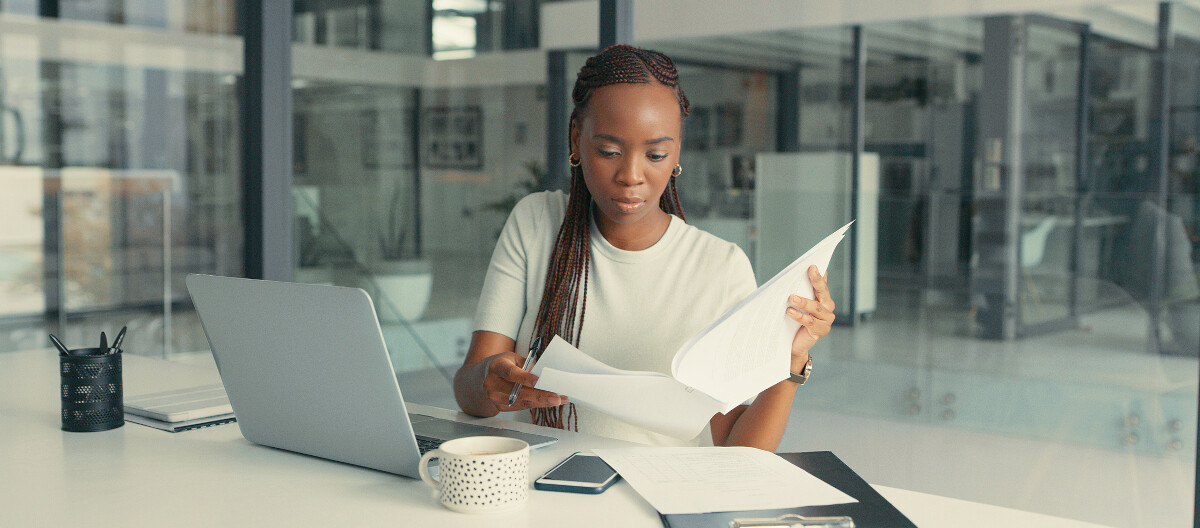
[1019, 20, 1083, 330]
[0, 3, 242, 357]
[2, 0, 238, 34]
[645, 4, 1195, 526]
[290, 1, 549, 406]
[1164, 3, 1200, 359]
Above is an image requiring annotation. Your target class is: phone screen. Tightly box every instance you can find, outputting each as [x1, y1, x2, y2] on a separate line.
[542, 454, 617, 483]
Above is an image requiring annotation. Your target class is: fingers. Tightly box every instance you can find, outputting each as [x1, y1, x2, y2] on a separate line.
[485, 387, 567, 411]
[788, 295, 833, 319]
[786, 266, 837, 342]
[809, 265, 836, 312]
[486, 387, 567, 411]
[786, 302, 834, 339]
[483, 353, 567, 411]
[492, 355, 540, 388]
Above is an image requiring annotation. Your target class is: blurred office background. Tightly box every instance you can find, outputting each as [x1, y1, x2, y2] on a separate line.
[0, 1, 1196, 526]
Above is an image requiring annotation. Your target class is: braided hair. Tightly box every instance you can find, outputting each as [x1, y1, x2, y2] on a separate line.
[530, 44, 690, 429]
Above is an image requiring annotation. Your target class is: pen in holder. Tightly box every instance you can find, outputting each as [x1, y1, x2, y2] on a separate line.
[60, 345, 124, 432]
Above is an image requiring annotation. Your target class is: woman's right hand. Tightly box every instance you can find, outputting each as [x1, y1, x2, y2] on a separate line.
[455, 330, 567, 417]
[480, 352, 568, 412]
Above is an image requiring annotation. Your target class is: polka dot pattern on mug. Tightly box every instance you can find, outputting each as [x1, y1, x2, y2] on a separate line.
[439, 452, 529, 512]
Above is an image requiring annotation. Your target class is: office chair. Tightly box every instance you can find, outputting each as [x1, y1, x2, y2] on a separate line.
[1020, 216, 1058, 316]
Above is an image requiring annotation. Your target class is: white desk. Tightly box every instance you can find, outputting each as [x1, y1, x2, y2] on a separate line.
[0, 350, 1111, 528]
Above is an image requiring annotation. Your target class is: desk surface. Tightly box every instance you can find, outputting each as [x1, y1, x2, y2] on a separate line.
[1, 350, 1111, 528]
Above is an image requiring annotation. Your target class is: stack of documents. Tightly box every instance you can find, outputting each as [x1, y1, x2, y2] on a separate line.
[533, 222, 852, 439]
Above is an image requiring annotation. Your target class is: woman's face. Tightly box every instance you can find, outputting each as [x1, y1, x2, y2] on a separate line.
[571, 82, 682, 234]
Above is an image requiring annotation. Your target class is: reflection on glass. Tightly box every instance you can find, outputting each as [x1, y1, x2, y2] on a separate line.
[1086, 34, 1154, 317]
[867, 19, 982, 291]
[291, 17, 548, 381]
[1163, 3, 1200, 357]
[0, 8, 242, 356]
[0, 167, 44, 317]
[674, 64, 776, 261]
[292, 82, 425, 325]
[8, 1, 241, 35]
[1019, 22, 1081, 328]
[645, 7, 1194, 527]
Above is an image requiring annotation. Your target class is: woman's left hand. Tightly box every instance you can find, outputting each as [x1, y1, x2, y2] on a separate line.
[785, 266, 836, 365]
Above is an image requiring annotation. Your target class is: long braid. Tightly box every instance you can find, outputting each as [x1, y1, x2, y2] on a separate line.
[530, 44, 689, 430]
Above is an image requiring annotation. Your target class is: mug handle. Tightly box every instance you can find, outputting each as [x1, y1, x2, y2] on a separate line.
[418, 449, 442, 491]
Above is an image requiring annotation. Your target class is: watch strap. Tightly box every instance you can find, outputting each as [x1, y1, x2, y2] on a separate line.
[788, 357, 813, 385]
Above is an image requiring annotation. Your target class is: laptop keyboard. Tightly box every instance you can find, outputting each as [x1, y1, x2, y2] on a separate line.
[415, 435, 443, 455]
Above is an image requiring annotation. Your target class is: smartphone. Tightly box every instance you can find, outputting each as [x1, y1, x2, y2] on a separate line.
[534, 452, 620, 494]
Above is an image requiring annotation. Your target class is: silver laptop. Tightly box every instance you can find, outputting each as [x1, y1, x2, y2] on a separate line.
[185, 274, 557, 478]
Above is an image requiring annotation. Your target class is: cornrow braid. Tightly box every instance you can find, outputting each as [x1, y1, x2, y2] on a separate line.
[572, 44, 691, 119]
[530, 44, 689, 430]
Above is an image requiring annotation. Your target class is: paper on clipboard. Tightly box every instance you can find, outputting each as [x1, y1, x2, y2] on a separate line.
[592, 447, 856, 514]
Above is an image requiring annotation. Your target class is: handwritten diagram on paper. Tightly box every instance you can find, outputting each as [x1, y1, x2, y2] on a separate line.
[532, 222, 852, 439]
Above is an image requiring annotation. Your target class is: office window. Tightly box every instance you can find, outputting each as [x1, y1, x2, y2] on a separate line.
[0, 3, 242, 356]
[640, 3, 1196, 526]
[1, 1, 237, 34]
[291, 2, 548, 405]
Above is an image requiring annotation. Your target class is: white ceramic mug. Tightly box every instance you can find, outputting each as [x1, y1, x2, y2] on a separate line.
[418, 436, 530, 514]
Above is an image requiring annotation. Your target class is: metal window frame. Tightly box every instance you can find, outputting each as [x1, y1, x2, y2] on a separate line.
[241, 1, 295, 282]
[599, 0, 633, 48]
[848, 25, 865, 325]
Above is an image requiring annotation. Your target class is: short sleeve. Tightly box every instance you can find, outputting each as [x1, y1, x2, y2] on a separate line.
[472, 195, 541, 339]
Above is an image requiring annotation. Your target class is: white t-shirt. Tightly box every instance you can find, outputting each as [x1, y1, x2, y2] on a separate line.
[472, 191, 758, 446]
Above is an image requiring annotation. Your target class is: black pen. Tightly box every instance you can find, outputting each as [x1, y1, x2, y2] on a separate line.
[112, 326, 127, 352]
[507, 336, 543, 406]
[100, 331, 108, 351]
[48, 333, 70, 356]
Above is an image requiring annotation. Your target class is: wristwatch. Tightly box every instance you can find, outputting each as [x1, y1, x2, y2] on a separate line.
[788, 357, 813, 385]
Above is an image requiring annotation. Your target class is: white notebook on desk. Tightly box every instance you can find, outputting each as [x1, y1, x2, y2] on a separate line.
[125, 383, 234, 423]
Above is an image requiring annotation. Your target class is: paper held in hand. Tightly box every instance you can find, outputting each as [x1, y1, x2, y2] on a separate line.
[532, 221, 853, 440]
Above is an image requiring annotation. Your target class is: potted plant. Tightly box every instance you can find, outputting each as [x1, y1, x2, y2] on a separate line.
[363, 184, 432, 323]
[481, 160, 546, 238]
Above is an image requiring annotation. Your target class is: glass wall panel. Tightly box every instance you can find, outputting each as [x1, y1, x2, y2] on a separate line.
[652, 28, 857, 301]
[673, 62, 776, 267]
[1087, 33, 1154, 317]
[0, 4, 242, 357]
[1165, 3, 1200, 358]
[291, 1, 548, 407]
[866, 19, 981, 294]
[647, 4, 1195, 527]
[1, 1, 238, 35]
[1019, 21, 1082, 329]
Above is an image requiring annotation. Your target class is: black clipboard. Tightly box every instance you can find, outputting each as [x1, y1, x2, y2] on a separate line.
[659, 451, 916, 528]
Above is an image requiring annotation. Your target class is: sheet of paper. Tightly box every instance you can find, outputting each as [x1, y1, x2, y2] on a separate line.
[593, 447, 855, 515]
[532, 336, 725, 439]
[528, 223, 852, 441]
[671, 222, 852, 405]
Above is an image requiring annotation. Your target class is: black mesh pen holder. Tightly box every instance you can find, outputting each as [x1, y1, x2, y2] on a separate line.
[60, 349, 124, 432]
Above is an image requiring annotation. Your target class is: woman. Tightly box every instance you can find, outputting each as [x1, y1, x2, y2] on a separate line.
[453, 44, 835, 451]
